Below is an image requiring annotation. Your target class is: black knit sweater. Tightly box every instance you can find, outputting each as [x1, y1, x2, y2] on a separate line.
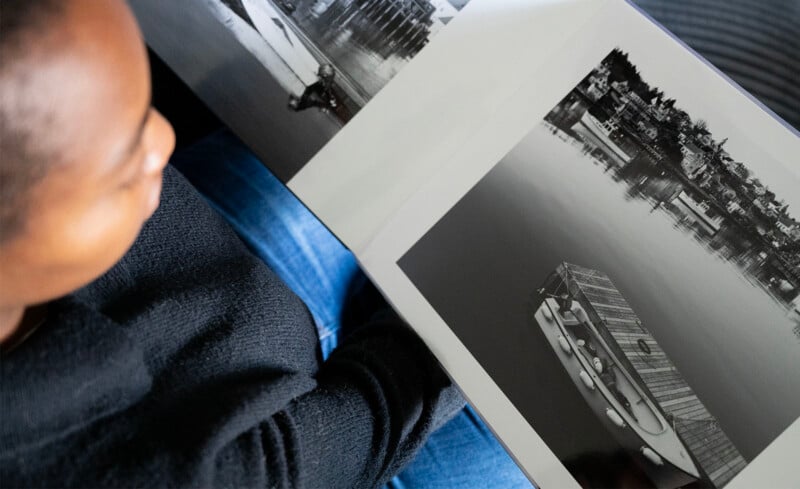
[0, 166, 463, 488]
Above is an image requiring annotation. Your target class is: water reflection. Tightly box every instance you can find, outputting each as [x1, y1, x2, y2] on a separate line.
[400, 119, 800, 465]
[552, 121, 795, 314]
[288, 0, 450, 104]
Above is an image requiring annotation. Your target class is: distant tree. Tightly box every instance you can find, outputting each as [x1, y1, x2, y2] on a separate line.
[782, 240, 800, 254]
[606, 49, 644, 90]
[672, 109, 691, 129]
[648, 88, 664, 105]
[589, 92, 617, 121]
[655, 133, 684, 166]
[693, 119, 709, 134]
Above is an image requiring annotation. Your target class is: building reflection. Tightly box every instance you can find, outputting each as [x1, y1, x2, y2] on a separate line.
[289, 0, 450, 103]
[543, 60, 800, 311]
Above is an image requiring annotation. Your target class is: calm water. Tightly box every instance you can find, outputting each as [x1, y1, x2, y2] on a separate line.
[401, 123, 800, 461]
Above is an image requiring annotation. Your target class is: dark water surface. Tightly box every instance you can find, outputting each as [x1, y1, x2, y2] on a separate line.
[400, 123, 800, 462]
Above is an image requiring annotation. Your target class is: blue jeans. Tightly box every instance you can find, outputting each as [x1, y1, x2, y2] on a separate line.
[171, 131, 534, 489]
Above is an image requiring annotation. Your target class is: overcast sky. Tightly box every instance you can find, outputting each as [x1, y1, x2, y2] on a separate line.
[621, 47, 800, 218]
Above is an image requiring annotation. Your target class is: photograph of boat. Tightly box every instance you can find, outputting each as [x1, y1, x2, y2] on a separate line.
[398, 47, 799, 487]
[534, 298, 698, 486]
[533, 263, 747, 487]
[572, 111, 634, 166]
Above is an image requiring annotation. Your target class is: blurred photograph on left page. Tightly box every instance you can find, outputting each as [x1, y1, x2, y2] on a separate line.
[205, 0, 472, 165]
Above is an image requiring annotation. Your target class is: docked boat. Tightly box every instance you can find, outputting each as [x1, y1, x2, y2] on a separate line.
[533, 297, 701, 486]
[572, 111, 634, 166]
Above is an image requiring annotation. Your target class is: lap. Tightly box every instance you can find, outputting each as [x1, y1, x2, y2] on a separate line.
[170, 130, 359, 357]
[386, 405, 534, 489]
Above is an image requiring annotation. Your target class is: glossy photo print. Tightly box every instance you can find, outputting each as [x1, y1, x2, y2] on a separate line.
[209, 0, 470, 126]
[399, 48, 800, 488]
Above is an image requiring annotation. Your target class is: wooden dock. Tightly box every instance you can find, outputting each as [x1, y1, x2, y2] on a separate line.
[553, 262, 748, 487]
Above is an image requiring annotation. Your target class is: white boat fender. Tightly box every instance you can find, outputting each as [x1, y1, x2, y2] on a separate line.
[557, 335, 572, 354]
[593, 357, 603, 373]
[542, 306, 554, 322]
[606, 408, 626, 428]
[641, 447, 664, 466]
[579, 370, 595, 390]
[572, 305, 590, 324]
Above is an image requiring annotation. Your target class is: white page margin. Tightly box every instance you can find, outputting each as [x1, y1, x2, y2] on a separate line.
[360, 2, 800, 487]
[288, 0, 606, 254]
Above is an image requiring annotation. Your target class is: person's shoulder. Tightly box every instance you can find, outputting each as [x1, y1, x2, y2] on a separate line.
[125, 165, 252, 270]
[63, 161, 319, 385]
[65, 164, 278, 314]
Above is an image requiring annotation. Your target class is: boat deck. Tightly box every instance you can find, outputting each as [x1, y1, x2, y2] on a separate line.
[539, 299, 698, 480]
[556, 263, 748, 487]
[561, 314, 663, 434]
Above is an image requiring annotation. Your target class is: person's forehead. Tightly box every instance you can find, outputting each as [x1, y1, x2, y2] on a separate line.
[63, 0, 147, 81]
[33, 0, 150, 169]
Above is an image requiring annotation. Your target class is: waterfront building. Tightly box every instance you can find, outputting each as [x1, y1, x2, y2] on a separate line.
[636, 119, 658, 141]
[726, 200, 746, 217]
[697, 132, 714, 147]
[724, 160, 750, 180]
[626, 91, 651, 115]
[611, 79, 630, 94]
[586, 74, 610, 101]
[614, 90, 652, 128]
[680, 142, 708, 180]
[777, 217, 799, 239]
[651, 101, 670, 121]
[671, 191, 724, 235]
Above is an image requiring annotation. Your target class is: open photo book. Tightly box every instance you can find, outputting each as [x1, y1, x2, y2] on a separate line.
[141, 0, 800, 487]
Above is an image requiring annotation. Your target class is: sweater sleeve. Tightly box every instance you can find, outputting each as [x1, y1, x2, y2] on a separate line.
[256, 320, 464, 489]
[0, 163, 465, 488]
[0, 316, 464, 489]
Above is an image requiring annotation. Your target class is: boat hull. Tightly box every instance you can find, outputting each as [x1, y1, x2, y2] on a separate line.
[532, 298, 700, 487]
[572, 111, 634, 166]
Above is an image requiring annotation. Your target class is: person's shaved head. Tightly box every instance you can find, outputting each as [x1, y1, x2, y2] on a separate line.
[0, 0, 67, 240]
[0, 0, 175, 342]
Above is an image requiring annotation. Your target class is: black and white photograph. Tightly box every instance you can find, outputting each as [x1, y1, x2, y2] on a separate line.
[210, 0, 469, 121]
[398, 48, 800, 488]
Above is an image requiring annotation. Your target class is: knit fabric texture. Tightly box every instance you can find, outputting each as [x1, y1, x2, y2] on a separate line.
[0, 166, 463, 489]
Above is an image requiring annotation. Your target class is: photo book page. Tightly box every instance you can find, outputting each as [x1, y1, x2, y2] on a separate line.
[203, 0, 514, 183]
[133, 0, 501, 182]
[357, 2, 800, 488]
[130, 0, 799, 487]
[287, 0, 605, 251]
